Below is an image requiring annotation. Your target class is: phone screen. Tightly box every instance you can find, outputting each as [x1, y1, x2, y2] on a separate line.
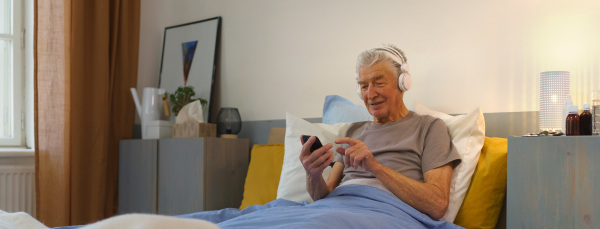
[301, 135, 323, 153]
[301, 135, 335, 167]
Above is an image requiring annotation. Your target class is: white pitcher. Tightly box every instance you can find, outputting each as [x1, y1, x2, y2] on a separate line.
[131, 87, 165, 139]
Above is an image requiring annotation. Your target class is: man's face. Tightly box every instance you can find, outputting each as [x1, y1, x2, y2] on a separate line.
[357, 61, 404, 124]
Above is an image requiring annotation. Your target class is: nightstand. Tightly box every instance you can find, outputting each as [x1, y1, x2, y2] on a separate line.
[507, 136, 600, 228]
[118, 137, 249, 215]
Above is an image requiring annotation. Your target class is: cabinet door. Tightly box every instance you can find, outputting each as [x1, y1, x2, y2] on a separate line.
[204, 137, 249, 210]
[118, 139, 158, 214]
[508, 136, 600, 228]
[158, 137, 205, 215]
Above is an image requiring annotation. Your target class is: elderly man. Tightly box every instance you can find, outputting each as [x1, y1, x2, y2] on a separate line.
[300, 45, 461, 220]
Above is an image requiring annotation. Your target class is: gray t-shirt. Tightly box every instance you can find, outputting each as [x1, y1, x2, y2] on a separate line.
[335, 111, 461, 184]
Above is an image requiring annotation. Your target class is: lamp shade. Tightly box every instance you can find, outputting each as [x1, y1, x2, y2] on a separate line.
[217, 107, 242, 136]
[539, 71, 570, 131]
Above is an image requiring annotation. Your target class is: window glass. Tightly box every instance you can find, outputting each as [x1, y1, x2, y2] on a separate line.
[0, 39, 12, 138]
[0, 0, 11, 34]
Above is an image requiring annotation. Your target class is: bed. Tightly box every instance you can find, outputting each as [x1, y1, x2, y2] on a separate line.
[231, 96, 508, 229]
[171, 96, 507, 228]
[1, 96, 507, 229]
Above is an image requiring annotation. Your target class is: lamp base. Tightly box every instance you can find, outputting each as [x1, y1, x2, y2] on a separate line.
[220, 134, 238, 139]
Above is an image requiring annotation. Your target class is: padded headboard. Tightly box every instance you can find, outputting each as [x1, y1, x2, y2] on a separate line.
[267, 127, 286, 144]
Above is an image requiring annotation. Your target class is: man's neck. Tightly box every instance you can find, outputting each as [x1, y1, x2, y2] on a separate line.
[373, 105, 410, 124]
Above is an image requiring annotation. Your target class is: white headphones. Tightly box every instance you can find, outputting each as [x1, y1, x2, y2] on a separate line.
[356, 47, 413, 99]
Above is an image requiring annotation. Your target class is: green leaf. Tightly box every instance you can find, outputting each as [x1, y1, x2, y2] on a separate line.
[167, 86, 208, 116]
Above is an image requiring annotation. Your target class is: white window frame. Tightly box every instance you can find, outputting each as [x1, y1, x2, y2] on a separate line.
[1, 0, 32, 149]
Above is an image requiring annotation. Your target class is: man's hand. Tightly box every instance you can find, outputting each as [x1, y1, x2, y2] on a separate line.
[334, 137, 381, 172]
[300, 136, 337, 201]
[299, 136, 334, 178]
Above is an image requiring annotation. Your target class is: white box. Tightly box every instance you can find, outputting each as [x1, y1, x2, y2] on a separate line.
[144, 120, 172, 139]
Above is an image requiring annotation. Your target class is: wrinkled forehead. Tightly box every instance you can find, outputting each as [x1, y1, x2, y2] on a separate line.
[356, 58, 398, 80]
[357, 61, 397, 82]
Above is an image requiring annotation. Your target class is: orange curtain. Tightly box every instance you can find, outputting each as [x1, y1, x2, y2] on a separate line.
[35, 0, 140, 227]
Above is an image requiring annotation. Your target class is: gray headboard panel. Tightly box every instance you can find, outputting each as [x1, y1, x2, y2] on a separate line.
[133, 111, 538, 148]
[237, 111, 539, 148]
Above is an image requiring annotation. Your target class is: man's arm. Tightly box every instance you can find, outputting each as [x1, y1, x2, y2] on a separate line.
[305, 162, 344, 201]
[335, 137, 453, 219]
[299, 136, 344, 201]
[371, 163, 452, 219]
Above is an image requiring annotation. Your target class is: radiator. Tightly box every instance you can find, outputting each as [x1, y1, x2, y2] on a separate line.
[0, 165, 36, 217]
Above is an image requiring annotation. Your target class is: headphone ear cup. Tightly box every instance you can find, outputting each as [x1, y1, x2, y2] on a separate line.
[401, 63, 409, 73]
[397, 63, 411, 91]
[398, 73, 413, 91]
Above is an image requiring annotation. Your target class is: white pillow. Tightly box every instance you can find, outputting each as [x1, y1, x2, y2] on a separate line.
[276, 112, 351, 203]
[414, 101, 485, 222]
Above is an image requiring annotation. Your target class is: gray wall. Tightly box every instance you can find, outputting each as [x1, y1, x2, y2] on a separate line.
[138, 1, 600, 123]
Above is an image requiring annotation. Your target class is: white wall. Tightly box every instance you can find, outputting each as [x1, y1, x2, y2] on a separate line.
[138, 0, 600, 122]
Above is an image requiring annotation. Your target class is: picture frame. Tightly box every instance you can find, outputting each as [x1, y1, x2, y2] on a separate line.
[159, 16, 221, 123]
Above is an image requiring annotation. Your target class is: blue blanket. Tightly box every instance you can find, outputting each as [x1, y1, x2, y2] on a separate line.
[177, 185, 463, 229]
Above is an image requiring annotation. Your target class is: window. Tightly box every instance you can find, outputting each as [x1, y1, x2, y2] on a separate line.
[1, 0, 26, 147]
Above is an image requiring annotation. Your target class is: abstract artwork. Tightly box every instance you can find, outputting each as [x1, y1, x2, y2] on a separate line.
[181, 40, 198, 86]
[159, 17, 221, 122]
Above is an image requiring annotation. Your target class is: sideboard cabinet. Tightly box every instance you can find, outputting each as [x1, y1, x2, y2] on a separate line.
[118, 137, 249, 215]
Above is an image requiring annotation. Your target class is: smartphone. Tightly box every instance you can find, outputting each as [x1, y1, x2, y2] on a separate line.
[301, 135, 335, 167]
[302, 135, 324, 153]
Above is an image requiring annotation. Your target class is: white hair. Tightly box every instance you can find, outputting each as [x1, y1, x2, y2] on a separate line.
[355, 44, 407, 79]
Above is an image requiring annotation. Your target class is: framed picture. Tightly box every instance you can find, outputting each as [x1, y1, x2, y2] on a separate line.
[159, 16, 221, 123]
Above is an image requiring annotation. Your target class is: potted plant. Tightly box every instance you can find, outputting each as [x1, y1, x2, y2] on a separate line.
[167, 86, 207, 116]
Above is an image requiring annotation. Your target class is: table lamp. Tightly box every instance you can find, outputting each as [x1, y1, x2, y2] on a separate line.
[539, 71, 570, 132]
[217, 107, 242, 138]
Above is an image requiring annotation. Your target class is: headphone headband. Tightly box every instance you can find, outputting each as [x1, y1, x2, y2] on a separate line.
[372, 47, 406, 66]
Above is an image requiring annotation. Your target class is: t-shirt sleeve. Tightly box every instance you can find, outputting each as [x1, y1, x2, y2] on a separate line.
[421, 118, 461, 173]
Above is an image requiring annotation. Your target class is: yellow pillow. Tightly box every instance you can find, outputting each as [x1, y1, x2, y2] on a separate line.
[454, 137, 507, 228]
[239, 144, 285, 209]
